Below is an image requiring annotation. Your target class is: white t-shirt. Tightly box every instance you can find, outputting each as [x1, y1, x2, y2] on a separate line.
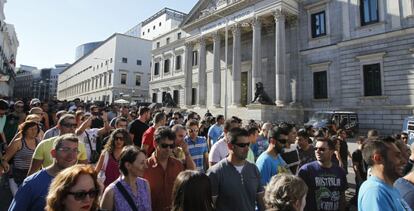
[209, 137, 229, 164]
[78, 128, 99, 161]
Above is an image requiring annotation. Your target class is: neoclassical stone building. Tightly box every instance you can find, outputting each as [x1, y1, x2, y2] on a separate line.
[150, 0, 414, 134]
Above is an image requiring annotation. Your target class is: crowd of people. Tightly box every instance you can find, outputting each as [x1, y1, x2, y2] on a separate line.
[0, 97, 412, 211]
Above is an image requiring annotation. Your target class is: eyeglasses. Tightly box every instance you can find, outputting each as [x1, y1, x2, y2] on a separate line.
[314, 147, 328, 152]
[233, 142, 250, 148]
[62, 123, 77, 128]
[115, 136, 124, 140]
[68, 189, 100, 201]
[188, 128, 199, 133]
[57, 147, 79, 154]
[160, 143, 175, 149]
[278, 139, 288, 144]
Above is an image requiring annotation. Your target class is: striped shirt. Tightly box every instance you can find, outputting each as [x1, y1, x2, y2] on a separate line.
[185, 136, 208, 172]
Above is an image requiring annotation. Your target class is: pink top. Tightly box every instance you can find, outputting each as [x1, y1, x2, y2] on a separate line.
[104, 153, 120, 187]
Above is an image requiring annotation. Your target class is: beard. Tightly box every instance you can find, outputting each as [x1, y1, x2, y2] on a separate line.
[384, 158, 404, 182]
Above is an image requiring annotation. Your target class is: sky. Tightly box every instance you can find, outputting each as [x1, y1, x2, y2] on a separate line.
[5, 0, 198, 69]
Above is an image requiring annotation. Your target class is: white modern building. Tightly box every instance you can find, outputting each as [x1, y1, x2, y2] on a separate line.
[0, 0, 19, 97]
[141, 8, 186, 40]
[150, 0, 414, 135]
[57, 33, 151, 103]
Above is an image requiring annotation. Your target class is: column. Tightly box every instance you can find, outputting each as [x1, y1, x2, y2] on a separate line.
[231, 25, 242, 106]
[198, 37, 207, 107]
[274, 9, 286, 106]
[251, 17, 262, 100]
[184, 42, 193, 107]
[212, 31, 221, 107]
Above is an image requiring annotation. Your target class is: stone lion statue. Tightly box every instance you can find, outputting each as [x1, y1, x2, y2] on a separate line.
[251, 82, 273, 105]
[163, 93, 177, 108]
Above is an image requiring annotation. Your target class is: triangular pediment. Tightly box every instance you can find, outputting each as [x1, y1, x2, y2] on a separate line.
[181, 0, 239, 27]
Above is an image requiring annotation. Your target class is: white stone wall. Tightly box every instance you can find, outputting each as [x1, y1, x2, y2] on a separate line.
[58, 34, 151, 103]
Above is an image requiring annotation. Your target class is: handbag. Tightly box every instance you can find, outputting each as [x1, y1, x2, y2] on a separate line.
[85, 131, 99, 163]
[97, 151, 109, 183]
[116, 181, 138, 211]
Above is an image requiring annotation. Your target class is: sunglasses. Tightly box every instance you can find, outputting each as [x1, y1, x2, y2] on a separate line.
[188, 128, 199, 133]
[160, 143, 175, 149]
[57, 147, 79, 154]
[68, 189, 100, 201]
[233, 142, 250, 148]
[115, 136, 124, 140]
[314, 147, 328, 152]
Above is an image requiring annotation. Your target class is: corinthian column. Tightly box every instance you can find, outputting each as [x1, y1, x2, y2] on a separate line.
[212, 32, 221, 107]
[274, 9, 286, 107]
[251, 17, 262, 100]
[231, 25, 241, 106]
[184, 42, 193, 107]
[198, 37, 207, 107]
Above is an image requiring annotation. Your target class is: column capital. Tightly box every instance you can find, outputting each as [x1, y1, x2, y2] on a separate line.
[231, 24, 241, 36]
[250, 17, 262, 29]
[212, 31, 221, 42]
[199, 37, 206, 46]
[184, 42, 194, 49]
[273, 9, 287, 21]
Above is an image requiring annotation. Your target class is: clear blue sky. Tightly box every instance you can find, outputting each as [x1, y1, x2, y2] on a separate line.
[5, 0, 198, 69]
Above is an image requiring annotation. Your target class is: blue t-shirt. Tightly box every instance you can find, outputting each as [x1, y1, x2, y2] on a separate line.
[395, 177, 414, 210]
[359, 176, 411, 211]
[8, 169, 54, 211]
[298, 161, 348, 211]
[185, 136, 208, 172]
[207, 124, 223, 145]
[251, 135, 269, 158]
[255, 152, 289, 186]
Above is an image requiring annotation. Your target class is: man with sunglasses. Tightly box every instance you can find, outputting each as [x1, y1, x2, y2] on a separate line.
[184, 119, 208, 172]
[256, 125, 290, 186]
[144, 126, 184, 211]
[208, 127, 265, 211]
[141, 112, 166, 156]
[9, 134, 80, 211]
[298, 138, 347, 211]
[28, 114, 88, 176]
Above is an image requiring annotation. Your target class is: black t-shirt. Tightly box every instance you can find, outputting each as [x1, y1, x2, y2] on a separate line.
[91, 117, 104, 129]
[339, 139, 348, 165]
[128, 119, 149, 147]
[352, 149, 367, 181]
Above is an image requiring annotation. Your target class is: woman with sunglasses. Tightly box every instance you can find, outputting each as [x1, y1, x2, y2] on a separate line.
[1, 121, 40, 195]
[46, 164, 101, 211]
[95, 128, 133, 187]
[100, 145, 151, 211]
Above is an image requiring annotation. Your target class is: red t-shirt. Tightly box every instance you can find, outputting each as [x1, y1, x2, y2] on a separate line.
[143, 155, 184, 211]
[142, 126, 156, 157]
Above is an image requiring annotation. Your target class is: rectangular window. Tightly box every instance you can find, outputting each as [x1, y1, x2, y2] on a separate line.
[164, 59, 170, 73]
[173, 90, 179, 105]
[122, 57, 128, 63]
[152, 93, 157, 103]
[110, 58, 113, 63]
[360, 0, 379, 26]
[121, 73, 127, 85]
[135, 75, 141, 86]
[313, 71, 328, 99]
[192, 51, 198, 66]
[311, 11, 326, 38]
[363, 63, 382, 96]
[162, 92, 166, 103]
[137, 60, 142, 66]
[175, 55, 181, 70]
[108, 73, 112, 85]
[191, 88, 197, 105]
[177, 32, 182, 39]
[166, 37, 170, 44]
[154, 62, 160, 75]
[156, 42, 160, 48]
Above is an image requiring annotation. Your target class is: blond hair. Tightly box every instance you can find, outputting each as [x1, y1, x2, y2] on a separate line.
[46, 164, 100, 211]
